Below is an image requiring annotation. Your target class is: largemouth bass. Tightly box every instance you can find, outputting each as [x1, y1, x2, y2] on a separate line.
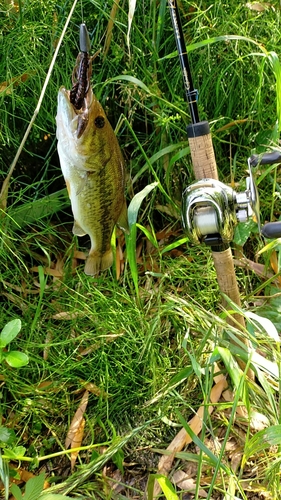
[56, 24, 128, 276]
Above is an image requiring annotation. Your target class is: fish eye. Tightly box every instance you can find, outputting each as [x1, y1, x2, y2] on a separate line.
[95, 116, 105, 128]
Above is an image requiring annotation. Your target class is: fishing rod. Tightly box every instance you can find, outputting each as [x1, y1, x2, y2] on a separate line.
[169, 0, 281, 337]
[169, 0, 249, 330]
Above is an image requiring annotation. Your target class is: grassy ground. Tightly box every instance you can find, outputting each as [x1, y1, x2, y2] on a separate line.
[1, 0, 281, 498]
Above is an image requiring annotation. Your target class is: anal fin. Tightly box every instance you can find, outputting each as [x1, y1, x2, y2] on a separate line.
[73, 220, 86, 237]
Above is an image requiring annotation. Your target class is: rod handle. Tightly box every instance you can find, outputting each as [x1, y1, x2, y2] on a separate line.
[187, 121, 218, 180]
[212, 247, 244, 327]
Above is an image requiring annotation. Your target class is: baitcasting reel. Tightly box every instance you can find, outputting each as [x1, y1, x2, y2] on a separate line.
[182, 151, 281, 246]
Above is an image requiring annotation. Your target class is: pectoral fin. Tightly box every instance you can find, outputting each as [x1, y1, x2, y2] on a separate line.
[73, 220, 86, 236]
[117, 200, 129, 234]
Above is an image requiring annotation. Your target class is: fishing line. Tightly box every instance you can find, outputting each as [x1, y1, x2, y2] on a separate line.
[0, 0, 80, 206]
[80, 0, 84, 23]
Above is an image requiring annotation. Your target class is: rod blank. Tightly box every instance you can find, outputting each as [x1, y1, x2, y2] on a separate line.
[168, 0, 199, 124]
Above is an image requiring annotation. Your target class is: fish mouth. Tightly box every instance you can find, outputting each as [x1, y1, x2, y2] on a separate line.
[57, 86, 93, 139]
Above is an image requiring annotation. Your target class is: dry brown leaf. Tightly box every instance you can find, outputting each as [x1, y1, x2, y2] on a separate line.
[153, 375, 228, 497]
[30, 266, 63, 277]
[104, 0, 121, 57]
[2, 280, 40, 297]
[78, 333, 124, 356]
[2, 292, 28, 312]
[52, 311, 84, 320]
[0, 73, 32, 95]
[80, 380, 108, 398]
[43, 331, 53, 361]
[172, 470, 208, 498]
[249, 411, 270, 431]
[270, 250, 281, 287]
[230, 448, 244, 473]
[155, 203, 180, 219]
[73, 250, 87, 260]
[216, 118, 249, 133]
[70, 417, 85, 470]
[9, 468, 50, 489]
[233, 257, 274, 279]
[53, 257, 65, 282]
[65, 390, 89, 449]
[35, 381, 54, 391]
[245, 2, 271, 11]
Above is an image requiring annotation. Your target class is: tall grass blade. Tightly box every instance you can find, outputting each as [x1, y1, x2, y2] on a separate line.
[126, 182, 158, 296]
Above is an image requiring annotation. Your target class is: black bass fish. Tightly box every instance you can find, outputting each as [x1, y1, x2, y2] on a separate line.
[56, 24, 128, 276]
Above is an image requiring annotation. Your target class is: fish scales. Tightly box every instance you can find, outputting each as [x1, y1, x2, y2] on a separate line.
[56, 85, 128, 276]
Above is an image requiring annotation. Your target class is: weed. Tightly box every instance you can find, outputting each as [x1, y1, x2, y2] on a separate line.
[1, 0, 281, 498]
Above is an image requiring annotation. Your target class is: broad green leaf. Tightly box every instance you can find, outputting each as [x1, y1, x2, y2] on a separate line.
[10, 484, 22, 500]
[24, 473, 45, 500]
[128, 182, 158, 229]
[212, 347, 243, 391]
[126, 224, 139, 296]
[4, 446, 26, 459]
[245, 311, 279, 342]
[233, 219, 257, 246]
[6, 351, 29, 368]
[257, 238, 281, 255]
[251, 351, 278, 379]
[147, 474, 179, 500]
[256, 287, 281, 330]
[0, 426, 16, 444]
[244, 424, 281, 462]
[112, 448, 124, 474]
[105, 75, 151, 95]
[126, 182, 158, 296]
[0, 319, 21, 348]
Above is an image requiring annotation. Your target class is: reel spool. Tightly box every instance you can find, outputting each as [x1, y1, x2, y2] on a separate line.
[182, 152, 281, 246]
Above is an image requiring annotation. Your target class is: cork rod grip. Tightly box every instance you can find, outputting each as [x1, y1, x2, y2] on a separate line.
[188, 133, 218, 180]
[212, 248, 245, 329]
[187, 121, 218, 180]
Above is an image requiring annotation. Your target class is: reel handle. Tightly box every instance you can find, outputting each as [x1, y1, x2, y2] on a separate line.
[262, 222, 281, 239]
[249, 151, 281, 239]
[250, 150, 281, 167]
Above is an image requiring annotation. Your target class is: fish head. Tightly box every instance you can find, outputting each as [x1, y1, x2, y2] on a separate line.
[56, 86, 111, 162]
[56, 86, 89, 140]
[57, 86, 108, 137]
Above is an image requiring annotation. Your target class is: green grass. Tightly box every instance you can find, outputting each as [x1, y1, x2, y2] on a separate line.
[1, 0, 281, 498]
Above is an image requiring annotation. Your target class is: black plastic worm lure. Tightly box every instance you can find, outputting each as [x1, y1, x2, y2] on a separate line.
[70, 23, 92, 110]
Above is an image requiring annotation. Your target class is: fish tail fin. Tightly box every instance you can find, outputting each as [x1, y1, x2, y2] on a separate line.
[84, 249, 113, 276]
